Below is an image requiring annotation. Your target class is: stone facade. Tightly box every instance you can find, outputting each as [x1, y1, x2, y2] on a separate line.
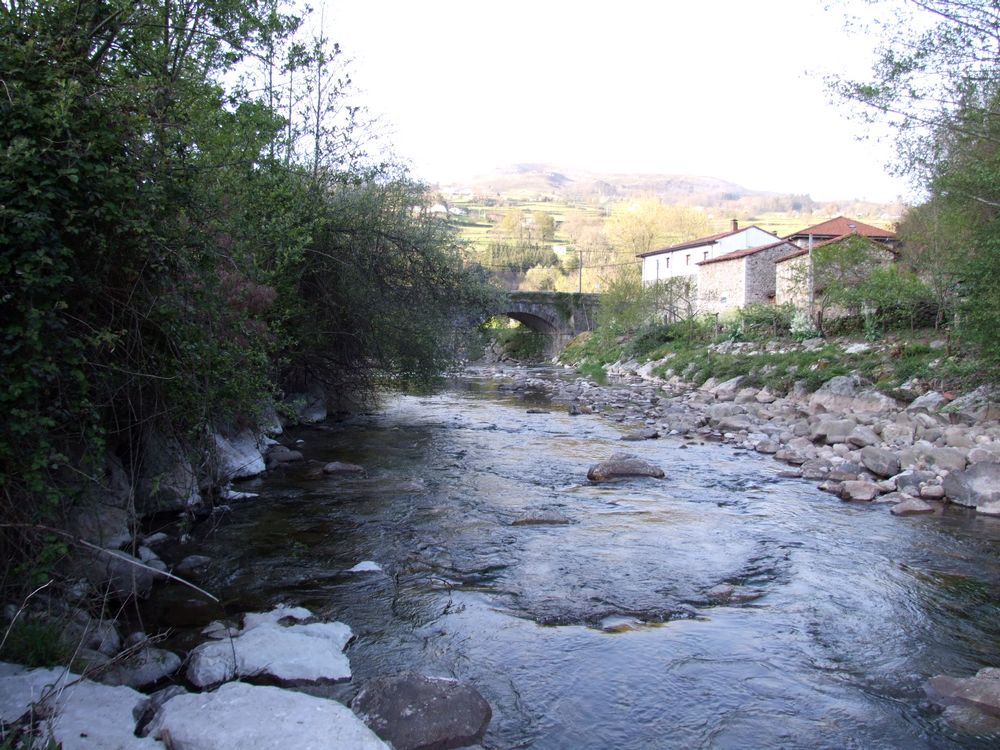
[696, 241, 797, 316]
[775, 253, 810, 308]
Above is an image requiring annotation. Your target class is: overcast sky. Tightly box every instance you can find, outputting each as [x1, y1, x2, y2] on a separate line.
[321, 0, 912, 202]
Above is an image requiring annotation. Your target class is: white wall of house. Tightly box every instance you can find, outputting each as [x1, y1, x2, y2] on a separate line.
[640, 226, 780, 285]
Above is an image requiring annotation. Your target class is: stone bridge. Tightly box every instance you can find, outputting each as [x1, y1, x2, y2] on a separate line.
[503, 291, 601, 353]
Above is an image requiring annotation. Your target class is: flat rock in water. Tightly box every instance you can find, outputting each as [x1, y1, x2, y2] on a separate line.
[587, 453, 665, 481]
[621, 428, 659, 441]
[0, 663, 160, 749]
[352, 673, 492, 750]
[149, 681, 389, 750]
[185, 619, 352, 688]
[890, 498, 937, 516]
[943, 463, 1000, 508]
[323, 461, 366, 476]
[925, 668, 1000, 720]
[512, 511, 572, 526]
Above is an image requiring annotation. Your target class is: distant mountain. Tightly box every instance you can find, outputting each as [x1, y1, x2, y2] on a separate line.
[439, 164, 768, 202]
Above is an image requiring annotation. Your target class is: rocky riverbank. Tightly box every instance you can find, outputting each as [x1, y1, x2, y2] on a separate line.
[489, 360, 1000, 516]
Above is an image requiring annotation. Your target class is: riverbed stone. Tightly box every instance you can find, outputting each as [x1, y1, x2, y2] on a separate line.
[148, 681, 389, 750]
[512, 511, 572, 526]
[82, 549, 156, 599]
[323, 461, 366, 476]
[185, 618, 353, 688]
[800, 459, 831, 480]
[860, 446, 900, 478]
[0, 663, 160, 749]
[942, 463, 1000, 508]
[880, 421, 915, 446]
[587, 453, 665, 481]
[925, 668, 1000, 720]
[941, 386, 1000, 424]
[621, 427, 659, 441]
[907, 390, 949, 413]
[212, 429, 265, 481]
[811, 418, 857, 445]
[847, 425, 880, 448]
[926, 447, 968, 473]
[352, 673, 492, 750]
[100, 646, 182, 689]
[809, 375, 900, 414]
[840, 480, 880, 502]
[890, 498, 936, 516]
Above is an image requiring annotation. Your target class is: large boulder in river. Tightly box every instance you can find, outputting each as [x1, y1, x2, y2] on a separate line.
[352, 673, 492, 750]
[149, 681, 389, 750]
[211, 429, 265, 481]
[860, 446, 900, 478]
[587, 453, 665, 481]
[942, 463, 1000, 508]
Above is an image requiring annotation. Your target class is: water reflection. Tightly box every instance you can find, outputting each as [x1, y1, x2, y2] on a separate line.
[180, 371, 1000, 748]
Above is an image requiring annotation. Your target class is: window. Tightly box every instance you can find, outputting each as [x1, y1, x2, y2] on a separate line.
[665, 256, 670, 269]
[703, 251, 708, 260]
[686, 254, 691, 266]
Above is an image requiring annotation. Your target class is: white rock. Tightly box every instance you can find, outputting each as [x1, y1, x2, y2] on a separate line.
[212, 430, 266, 481]
[148, 681, 389, 750]
[0, 663, 160, 749]
[347, 561, 382, 573]
[185, 621, 353, 688]
[241, 604, 313, 631]
[221, 487, 259, 501]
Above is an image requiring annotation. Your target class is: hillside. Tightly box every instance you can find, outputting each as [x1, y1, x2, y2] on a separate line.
[438, 163, 902, 223]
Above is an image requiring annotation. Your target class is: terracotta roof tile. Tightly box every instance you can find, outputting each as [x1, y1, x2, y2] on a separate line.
[784, 216, 895, 240]
[696, 240, 797, 266]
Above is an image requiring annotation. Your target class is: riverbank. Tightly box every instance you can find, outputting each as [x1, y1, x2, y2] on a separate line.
[484, 356, 1000, 516]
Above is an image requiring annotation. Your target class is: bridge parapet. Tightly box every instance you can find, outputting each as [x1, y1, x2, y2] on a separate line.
[503, 291, 600, 354]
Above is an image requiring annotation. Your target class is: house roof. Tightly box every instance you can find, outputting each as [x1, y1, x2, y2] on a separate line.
[637, 225, 769, 258]
[696, 239, 796, 266]
[774, 231, 898, 264]
[784, 216, 895, 241]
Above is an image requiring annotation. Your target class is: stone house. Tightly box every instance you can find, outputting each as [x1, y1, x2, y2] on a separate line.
[775, 232, 898, 310]
[696, 239, 800, 316]
[638, 220, 782, 284]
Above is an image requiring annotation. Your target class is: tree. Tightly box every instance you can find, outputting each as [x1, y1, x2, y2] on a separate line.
[834, 0, 1000, 359]
[606, 198, 712, 259]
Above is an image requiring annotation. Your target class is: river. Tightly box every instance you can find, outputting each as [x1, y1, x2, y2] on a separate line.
[176, 368, 1000, 748]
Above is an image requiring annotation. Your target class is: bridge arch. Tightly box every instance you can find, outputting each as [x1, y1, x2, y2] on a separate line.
[489, 292, 601, 356]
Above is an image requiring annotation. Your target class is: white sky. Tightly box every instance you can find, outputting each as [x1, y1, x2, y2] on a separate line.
[320, 0, 912, 202]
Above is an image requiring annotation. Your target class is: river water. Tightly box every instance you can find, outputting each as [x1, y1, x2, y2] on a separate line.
[182, 369, 1000, 748]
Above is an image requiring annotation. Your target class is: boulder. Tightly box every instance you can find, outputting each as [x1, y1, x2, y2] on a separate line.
[0, 663, 159, 749]
[212, 429, 265, 481]
[880, 422, 915, 446]
[840, 480, 880, 502]
[809, 375, 900, 414]
[710, 376, 746, 401]
[148, 681, 389, 750]
[907, 391, 949, 413]
[926, 447, 968, 473]
[942, 386, 1000, 424]
[925, 668, 1000, 719]
[100, 647, 182, 689]
[811, 418, 857, 445]
[942, 463, 1000, 508]
[847, 425, 880, 448]
[890, 498, 937, 516]
[620, 428, 659, 441]
[717, 415, 753, 433]
[175, 554, 212, 579]
[84, 549, 156, 599]
[266, 445, 304, 466]
[587, 453, 665, 481]
[185, 616, 352, 688]
[352, 673, 492, 750]
[860, 446, 900, 478]
[135, 427, 201, 514]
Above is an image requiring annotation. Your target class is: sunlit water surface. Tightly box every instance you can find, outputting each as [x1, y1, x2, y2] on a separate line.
[173, 371, 1000, 748]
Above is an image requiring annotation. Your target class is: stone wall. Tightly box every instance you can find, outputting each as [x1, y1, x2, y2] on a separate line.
[697, 258, 747, 316]
[775, 254, 810, 308]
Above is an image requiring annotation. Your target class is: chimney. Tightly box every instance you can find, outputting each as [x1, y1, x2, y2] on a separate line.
[731, 219, 739, 232]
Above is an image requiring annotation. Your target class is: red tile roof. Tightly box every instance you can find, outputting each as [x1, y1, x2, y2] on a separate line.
[774, 231, 898, 263]
[637, 226, 768, 257]
[784, 216, 895, 241]
[696, 240, 797, 266]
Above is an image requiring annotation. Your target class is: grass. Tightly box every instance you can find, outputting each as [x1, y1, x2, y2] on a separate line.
[560, 325, 982, 396]
[0, 618, 70, 668]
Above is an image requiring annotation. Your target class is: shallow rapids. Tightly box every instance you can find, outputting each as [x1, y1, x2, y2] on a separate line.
[180, 370, 1000, 748]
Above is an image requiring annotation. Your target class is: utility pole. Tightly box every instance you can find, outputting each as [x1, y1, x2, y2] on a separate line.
[578, 247, 583, 294]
